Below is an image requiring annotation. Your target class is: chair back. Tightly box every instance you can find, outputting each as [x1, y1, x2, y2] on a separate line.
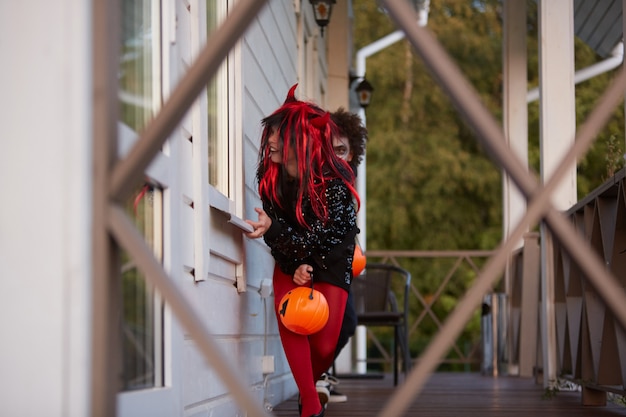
[352, 264, 394, 314]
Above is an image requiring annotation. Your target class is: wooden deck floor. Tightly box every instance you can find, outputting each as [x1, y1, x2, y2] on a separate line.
[271, 372, 626, 417]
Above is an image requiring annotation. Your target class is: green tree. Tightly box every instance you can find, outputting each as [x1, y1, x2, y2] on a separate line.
[353, 0, 624, 371]
[356, 0, 503, 253]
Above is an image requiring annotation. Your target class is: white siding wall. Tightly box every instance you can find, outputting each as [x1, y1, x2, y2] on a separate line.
[168, 0, 268, 414]
[241, 0, 302, 408]
[170, 0, 323, 414]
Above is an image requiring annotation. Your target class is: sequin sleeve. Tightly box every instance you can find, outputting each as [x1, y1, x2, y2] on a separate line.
[263, 178, 357, 275]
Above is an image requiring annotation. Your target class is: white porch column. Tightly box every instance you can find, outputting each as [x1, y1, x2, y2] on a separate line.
[327, 0, 355, 374]
[502, 0, 528, 283]
[502, 0, 528, 250]
[538, 0, 577, 389]
[502, 0, 528, 376]
[0, 0, 93, 415]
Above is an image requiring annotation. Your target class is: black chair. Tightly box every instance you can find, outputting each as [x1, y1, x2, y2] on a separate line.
[351, 263, 411, 385]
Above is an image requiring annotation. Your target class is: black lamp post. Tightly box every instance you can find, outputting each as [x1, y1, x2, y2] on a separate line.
[355, 77, 374, 108]
[309, 0, 336, 36]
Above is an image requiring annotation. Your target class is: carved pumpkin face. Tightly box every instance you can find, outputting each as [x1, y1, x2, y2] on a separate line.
[278, 287, 329, 335]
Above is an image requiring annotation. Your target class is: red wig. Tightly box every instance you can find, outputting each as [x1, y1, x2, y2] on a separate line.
[257, 84, 359, 228]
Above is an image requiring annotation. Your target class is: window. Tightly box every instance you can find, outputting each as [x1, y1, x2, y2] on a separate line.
[207, 0, 230, 194]
[120, 0, 159, 129]
[119, 0, 164, 392]
[121, 185, 164, 390]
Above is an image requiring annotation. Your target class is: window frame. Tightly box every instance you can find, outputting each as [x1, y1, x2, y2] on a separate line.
[116, 0, 179, 415]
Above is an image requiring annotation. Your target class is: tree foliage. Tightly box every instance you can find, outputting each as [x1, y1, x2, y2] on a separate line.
[353, 0, 624, 370]
[355, 0, 624, 252]
[355, 0, 504, 253]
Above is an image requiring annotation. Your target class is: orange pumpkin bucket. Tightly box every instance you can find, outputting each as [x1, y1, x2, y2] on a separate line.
[352, 243, 366, 277]
[278, 286, 329, 335]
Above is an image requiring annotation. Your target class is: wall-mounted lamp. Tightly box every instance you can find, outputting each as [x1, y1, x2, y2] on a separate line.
[355, 77, 374, 108]
[309, 0, 336, 36]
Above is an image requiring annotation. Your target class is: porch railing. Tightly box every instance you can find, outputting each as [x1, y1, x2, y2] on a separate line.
[509, 167, 626, 405]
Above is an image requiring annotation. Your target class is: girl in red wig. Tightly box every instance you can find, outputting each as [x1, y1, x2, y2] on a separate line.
[246, 85, 359, 417]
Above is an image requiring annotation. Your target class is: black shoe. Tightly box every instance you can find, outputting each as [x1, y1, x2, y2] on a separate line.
[309, 408, 325, 417]
[299, 393, 325, 417]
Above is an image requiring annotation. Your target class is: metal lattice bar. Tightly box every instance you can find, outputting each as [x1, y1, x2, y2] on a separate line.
[92, 0, 122, 415]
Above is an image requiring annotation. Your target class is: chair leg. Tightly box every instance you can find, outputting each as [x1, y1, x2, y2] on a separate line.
[393, 326, 398, 386]
[400, 324, 410, 373]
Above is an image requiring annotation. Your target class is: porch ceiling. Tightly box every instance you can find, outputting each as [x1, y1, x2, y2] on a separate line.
[574, 0, 623, 57]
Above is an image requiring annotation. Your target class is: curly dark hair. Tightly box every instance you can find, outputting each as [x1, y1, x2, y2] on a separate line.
[330, 107, 368, 169]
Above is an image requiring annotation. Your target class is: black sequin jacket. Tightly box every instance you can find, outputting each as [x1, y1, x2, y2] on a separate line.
[262, 178, 358, 292]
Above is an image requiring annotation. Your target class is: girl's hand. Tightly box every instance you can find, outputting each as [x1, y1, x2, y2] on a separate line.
[292, 264, 313, 286]
[245, 207, 272, 239]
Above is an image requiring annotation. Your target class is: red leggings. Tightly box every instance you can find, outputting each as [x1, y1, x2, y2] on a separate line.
[273, 266, 347, 417]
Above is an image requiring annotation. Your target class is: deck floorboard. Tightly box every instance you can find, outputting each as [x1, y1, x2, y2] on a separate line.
[271, 372, 626, 416]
